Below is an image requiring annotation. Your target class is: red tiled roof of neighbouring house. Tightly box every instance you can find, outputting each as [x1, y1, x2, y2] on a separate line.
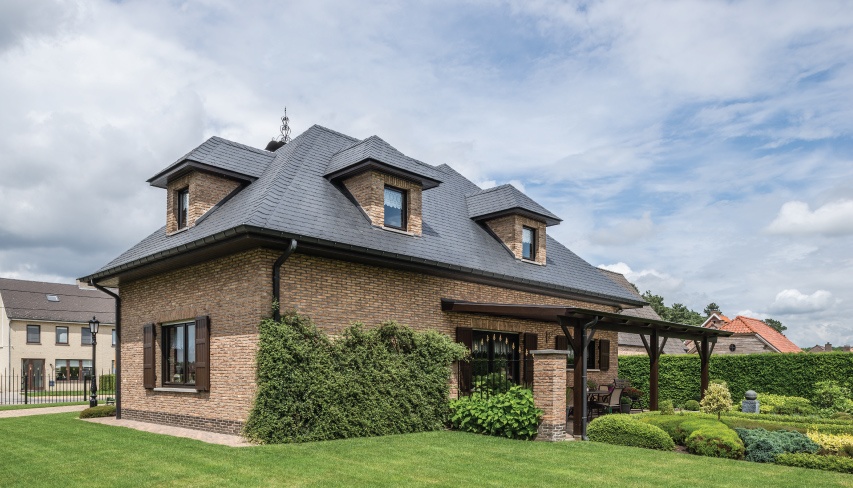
[721, 316, 802, 353]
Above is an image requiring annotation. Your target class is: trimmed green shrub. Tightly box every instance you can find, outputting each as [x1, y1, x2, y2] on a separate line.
[758, 393, 815, 416]
[812, 380, 851, 412]
[684, 400, 700, 411]
[685, 423, 744, 459]
[244, 314, 467, 444]
[79, 405, 116, 418]
[98, 374, 116, 392]
[775, 453, 853, 474]
[619, 352, 853, 409]
[736, 428, 819, 463]
[449, 386, 541, 440]
[587, 415, 675, 451]
[659, 399, 674, 415]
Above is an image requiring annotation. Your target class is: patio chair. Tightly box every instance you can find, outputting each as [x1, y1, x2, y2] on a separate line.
[591, 387, 623, 416]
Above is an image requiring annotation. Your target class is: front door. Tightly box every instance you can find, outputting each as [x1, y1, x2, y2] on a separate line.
[22, 359, 45, 391]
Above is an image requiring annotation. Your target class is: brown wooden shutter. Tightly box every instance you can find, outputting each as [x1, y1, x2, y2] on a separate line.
[555, 335, 569, 350]
[194, 316, 210, 391]
[599, 339, 610, 371]
[143, 323, 155, 389]
[456, 327, 473, 393]
[524, 332, 537, 385]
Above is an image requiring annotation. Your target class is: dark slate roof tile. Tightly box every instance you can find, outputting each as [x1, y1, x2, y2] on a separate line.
[0, 278, 115, 324]
[466, 184, 561, 225]
[93, 125, 643, 305]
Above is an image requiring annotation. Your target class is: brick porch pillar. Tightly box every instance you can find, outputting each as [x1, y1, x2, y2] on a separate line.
[531, 349, 570, 441]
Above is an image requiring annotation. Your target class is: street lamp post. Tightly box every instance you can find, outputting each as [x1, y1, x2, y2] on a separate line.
[89, 316, 100, 408]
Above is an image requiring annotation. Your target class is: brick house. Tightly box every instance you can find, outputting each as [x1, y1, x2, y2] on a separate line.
[0, 278, 116, 387]
[688, 314, 802, 354]
[80, 125, 683, 435]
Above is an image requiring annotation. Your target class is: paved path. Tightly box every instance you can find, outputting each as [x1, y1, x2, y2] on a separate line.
[83, 417, 252, 447]
[0, 405, 87, 418]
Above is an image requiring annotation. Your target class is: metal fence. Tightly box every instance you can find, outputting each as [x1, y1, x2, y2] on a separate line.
[0, 369, 116, 406]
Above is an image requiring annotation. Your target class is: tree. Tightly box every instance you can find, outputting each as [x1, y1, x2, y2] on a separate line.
[642, 291, 667, 318]
[764, 318, 787, 333]
[642, 291, 704, 325]
[703, 302, 721, 316]
[700, 382, 733, 420]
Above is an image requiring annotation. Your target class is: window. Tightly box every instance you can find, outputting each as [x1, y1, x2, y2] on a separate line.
[26, 325, 40, 344]
[177, 188, 189, 229]
[46, 294, 59, 302]
[56, 326, 68, 344]
[82, 327, 93, 345]
[112, 329, 116, 346]
[522, 226, 536, 260]
[383, 186, 406, 230]
[163, 321, 197, 386]
[55, 359, 91, 381]
[470, 331, 520, 386]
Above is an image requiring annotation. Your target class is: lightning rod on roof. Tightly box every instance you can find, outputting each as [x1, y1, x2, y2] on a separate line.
[279, 107, 292, 144]
[265, 107, 291, 151]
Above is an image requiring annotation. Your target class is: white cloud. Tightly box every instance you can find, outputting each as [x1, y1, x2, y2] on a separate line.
[769, 289, 835, 314]
[591, 212, 655, 246]
[598, 262, 682, 293]
[766, 200, 853, 236]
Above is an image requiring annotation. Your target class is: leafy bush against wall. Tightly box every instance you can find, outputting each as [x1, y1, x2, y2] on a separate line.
[619, 352, 853, 409]
[449, 386, 541, 440]
[587, 415, 675, 451]
[244, 313, 467, 444]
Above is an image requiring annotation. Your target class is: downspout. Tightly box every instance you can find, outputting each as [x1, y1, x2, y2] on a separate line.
[272, 239, 297, 322]
[91, 281, 121, 419]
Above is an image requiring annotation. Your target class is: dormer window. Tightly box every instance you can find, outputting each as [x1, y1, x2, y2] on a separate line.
[383, 186, 407, 230]
[522, 226, 535, 260]
[177, 188, 189, 229]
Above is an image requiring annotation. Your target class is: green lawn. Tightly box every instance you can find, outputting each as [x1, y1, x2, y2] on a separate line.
[1, 413, 851, 487]
[0, 401, 86, 411]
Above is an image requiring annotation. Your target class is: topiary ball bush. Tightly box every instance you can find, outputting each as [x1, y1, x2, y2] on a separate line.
[684, 400, 700, 411]
[588, 415, 675, 451]
[659, 399, 674, 415]
[80, 405, 116, 418]
[686, 424, 744, 459]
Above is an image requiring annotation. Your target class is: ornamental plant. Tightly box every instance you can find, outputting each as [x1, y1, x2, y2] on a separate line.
[807, 430, 853, 455]
[623, 386, 643, 400]
[701, 382, 733, 420]
[449, 386, 542, 440]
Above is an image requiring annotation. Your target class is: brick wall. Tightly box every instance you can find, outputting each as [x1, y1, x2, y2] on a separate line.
[485, 214, 547, 264]
[532, 351, 570, 441]
[165, 171, 241, 234]
[119, 248, 620, 434]
[342, 170, 423, 235]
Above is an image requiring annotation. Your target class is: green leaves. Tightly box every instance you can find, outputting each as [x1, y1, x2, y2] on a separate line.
[449, 386, 542, 440]
[245, 313, 467, 444]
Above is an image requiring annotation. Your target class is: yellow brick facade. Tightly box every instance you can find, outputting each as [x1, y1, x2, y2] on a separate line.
[120, 248, 621, 434]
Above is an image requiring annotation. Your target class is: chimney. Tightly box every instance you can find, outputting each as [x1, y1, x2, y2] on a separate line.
[825, 342, 833, 352]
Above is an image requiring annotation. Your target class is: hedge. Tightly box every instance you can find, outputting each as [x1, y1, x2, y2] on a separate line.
[79, 405, 116, 418]
[619, 352, 853, 408]
[587, 415, 675, 451]
[244, 313, 467, 444]
[775, 453, 853, 474]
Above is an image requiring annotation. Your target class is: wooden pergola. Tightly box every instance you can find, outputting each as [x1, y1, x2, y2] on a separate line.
[441, 299, 733, 439]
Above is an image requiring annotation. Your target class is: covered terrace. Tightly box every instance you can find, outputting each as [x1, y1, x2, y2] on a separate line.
[441, 299, 734, 440]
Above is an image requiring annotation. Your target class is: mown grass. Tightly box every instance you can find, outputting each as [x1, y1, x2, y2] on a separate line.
[0, 401, 86, 411]
[0, 413, 851, 487]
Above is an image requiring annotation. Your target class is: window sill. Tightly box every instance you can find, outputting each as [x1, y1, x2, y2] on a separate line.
[153, 387, 200, 393]
[567, 369, 601, 372]
[56, 343, 69, 346]
[166, 227, 190, 237]
[379, 225, 416, 237]
[520, 258, 545, 266]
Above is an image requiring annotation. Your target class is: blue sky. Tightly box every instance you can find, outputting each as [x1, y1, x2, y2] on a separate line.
[1, 0, 852, 347]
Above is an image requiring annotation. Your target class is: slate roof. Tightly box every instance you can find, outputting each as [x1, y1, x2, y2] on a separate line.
[466, 184, 561, 226]
[0, 278, 115, 324]
[597, 269, 687, 354]
[88, 125, 645, 307]
[721, 316, 802, 353]
[147, 136, 275, 188]
[325, 135, 443, 187]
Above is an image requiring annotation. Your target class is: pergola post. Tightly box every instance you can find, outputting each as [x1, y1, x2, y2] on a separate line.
[699, 337, 710, 400]
[649, 329, 660, 411]
[572, 320, 586, 438]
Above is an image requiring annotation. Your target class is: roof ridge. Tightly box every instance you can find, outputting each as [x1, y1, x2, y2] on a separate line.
[209, 136, 276, 156]
[310, 124, 360, 143]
